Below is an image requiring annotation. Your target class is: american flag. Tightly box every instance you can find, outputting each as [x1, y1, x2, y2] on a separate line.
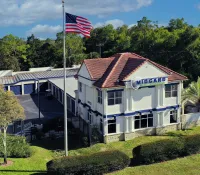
[65, 13, 93, 38]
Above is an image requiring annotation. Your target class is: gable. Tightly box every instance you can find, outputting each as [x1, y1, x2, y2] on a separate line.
[78, 63, 91, 79]
[125, 62, 168, 81]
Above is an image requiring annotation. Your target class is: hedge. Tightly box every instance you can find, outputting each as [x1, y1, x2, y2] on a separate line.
[133, 134, 200, 165]
[47, 150, 130, 175]
[0, 135, 32, 158]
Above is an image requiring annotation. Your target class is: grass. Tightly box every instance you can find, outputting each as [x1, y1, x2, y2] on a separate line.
[0, 146, 52, 175]
[0, 127, 200, 174]
[112, 154, 200, 175]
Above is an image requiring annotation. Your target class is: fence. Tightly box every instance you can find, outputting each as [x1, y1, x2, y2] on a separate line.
[181, 112, 200, 129]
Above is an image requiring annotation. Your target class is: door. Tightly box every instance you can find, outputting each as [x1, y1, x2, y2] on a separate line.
[10, 85, 22, 95]
[24, 84, 35, 94]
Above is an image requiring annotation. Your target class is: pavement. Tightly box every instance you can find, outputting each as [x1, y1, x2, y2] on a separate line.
[17, 94, 64, 121]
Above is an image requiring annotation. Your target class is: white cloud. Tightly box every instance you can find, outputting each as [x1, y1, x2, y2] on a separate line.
[128, 23, 137, 28]
[197, 3, 200, 10]
[0, 0, 153, 26]
[27, 25, 62, 38]
[94, 19, 124, 28]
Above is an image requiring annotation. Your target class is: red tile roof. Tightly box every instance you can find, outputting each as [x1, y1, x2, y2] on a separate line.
[81, 53, 188, 88]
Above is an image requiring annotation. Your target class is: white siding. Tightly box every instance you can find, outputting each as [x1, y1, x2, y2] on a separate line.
[132, 87, 156, 110]
[78, 63, 91, 79]
[125, 62, 167, 80]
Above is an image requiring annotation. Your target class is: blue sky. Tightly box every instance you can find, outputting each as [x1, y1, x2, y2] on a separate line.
[1, 0, 200, 39]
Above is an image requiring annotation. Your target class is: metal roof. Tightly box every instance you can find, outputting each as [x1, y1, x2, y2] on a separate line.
[0, 68, 78, 85]
[49, 77, 78, 98]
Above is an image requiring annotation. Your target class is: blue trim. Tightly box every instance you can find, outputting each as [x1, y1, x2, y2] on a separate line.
[103, 105, 180, 118]
[139, 85, 155, 89]
[107, 89, 124, 93]
[79, 99, 103, 116]
[165, 83, 179, 86]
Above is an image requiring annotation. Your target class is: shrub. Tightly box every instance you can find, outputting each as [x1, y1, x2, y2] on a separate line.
[43, 117, 64, 133]
[133, 138, 185, 164]
[184, 134, 200, 155]
[0, 135, 32, 158]
[133, 134, 200, 165]
[47, 150, 130, 175]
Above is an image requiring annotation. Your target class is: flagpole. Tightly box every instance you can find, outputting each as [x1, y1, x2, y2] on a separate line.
[62, 0, 68, 156]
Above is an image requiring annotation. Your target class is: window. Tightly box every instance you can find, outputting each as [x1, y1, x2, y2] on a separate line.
[170, 110, 177, 123]
[108, 91, 122, 105]
[108, 118, 116, 133]
[165, 84, 178, 98]
[100, 118, 103, 133]
[134, 114, 153, 129]
[79, 82, 82, 92]
[97, 89, 102, 104]
[88, 112, 92, 124]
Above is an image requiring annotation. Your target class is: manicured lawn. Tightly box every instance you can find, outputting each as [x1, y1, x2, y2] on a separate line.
[0, 127, 200, 175]
[0, 146, 52, 175]
[112, 154, 200, 175]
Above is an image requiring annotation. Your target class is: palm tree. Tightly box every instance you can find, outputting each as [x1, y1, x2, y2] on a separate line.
[182, 77, 200, 112]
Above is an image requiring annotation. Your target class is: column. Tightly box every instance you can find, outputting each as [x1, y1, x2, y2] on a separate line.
[129, 117, 133, 132]
[160, 112, 164, 126]
[123, 90, 127, 113]
[177, 82, 182, 105]
[124, 117, 129, 133]
[128, 89, 132, 111]
[177, 108, 181, 123]
[21, 83, 24, 95]
[132, 116, 135, 132]
[35, 81, 38, 93]
[8, 86, 10, 91]
[103, 90, 107, 115]
[161, 85, 165, 106]
[104, 119, 108, 135]
[155, 112, 160, 127]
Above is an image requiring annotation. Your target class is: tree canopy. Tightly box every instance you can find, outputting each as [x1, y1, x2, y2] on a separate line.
[0, 86, 25, 164]
[0, 17, 200, 84]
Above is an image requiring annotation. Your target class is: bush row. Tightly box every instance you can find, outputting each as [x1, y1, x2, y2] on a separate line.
[133, 134, 200, 165]
[47, 150, 130, 175]
[0, 135, 32, 158]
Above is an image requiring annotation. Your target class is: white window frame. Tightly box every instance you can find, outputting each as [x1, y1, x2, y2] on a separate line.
[97, 89, 102, 104]
[170, 110, 177, 123]
[108, 118, 116, 134]
[107, 91, 122, 106]
[134, 113, 154, 130]
[165, 84, 178, 98]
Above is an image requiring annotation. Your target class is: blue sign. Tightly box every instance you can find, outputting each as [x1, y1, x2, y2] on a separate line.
[131, 77, 168, 89]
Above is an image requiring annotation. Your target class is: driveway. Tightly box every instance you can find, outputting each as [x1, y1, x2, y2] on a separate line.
[17, 94, 64, 122]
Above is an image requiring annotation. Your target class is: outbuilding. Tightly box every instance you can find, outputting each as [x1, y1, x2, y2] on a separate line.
[48, 77, 78, 115]
[77, 52, 188, 143]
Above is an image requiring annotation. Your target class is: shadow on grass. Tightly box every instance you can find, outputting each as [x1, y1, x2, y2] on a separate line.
[30, 128, 86, 151]
[0, 170, 47, 174]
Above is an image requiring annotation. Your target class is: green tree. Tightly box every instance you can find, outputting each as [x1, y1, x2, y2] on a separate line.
[0, 86, 25, 164]
[26, 34, 43, 69]
[55, 33, 86, 67]
[0, 35, 29, 71]
[182, 77, 200, 111]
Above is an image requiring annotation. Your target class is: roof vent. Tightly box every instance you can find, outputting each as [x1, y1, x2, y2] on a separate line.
[170, 72, 173, 75]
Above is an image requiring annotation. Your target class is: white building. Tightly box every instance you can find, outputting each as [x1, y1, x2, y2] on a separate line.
[48, 77, 78, 115]
[77, 52, 188, 143]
